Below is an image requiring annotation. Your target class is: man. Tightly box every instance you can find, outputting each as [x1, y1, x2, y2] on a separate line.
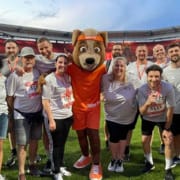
[137, 64, 175, 180]
[106, 43, 124, 73]
[0, 39, 20, 167]
[6, 47, 43, 180]
[163, 42, 180, 165]
[125, 44, 153, 161]
[153, 44, 170, 154]
[153, 44, 169, 68]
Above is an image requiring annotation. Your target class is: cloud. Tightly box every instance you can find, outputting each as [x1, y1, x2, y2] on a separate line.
[0, 0, 179, 31]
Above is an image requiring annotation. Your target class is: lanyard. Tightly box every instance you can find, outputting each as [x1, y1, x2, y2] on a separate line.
[148, 83, 161, 97]
[136, 61, 147, 80]
[7, 56, 19, 72]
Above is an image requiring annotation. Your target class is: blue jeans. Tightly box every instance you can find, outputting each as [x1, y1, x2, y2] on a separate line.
[0, 113, 8, 139]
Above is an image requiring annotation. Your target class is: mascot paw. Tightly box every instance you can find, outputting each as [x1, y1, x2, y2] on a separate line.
[36, 74, 47, 94]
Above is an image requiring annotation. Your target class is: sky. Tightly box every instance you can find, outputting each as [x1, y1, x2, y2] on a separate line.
[0, 0, 179, 32]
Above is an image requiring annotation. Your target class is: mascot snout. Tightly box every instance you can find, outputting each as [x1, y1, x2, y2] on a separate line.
[86, 58, 95, 64]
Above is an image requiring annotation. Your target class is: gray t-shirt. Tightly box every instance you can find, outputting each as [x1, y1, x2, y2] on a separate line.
[42, 72, 73, 119]
[127, 61, 153, 87]
[102, 73, 138, 125]
[0, 75, 8, 114]
[35, 53, 62, 74]
[137, 81, 175, 122]
[163, 65, 180, 114]
[6, 69, 42, 119]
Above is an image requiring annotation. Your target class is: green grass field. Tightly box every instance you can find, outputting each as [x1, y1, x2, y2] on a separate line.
[2, 104, 180, 180]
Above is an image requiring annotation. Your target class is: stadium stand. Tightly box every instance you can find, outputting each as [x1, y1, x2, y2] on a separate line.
[0, 23, 180, 60]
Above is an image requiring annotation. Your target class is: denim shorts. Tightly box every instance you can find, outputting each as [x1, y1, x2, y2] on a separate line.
[15, 118, 42, 145]
[0, 113, 8, 139]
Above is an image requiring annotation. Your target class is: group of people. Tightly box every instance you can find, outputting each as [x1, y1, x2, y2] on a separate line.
[102, 42, 180, 180]
[0, 37, 179, 180]
[0, 38, 73, 180]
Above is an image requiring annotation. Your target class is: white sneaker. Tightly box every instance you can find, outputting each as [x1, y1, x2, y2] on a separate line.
[0, 174, 5, 180]
[115, 160, 124, 173]
[54, 173, 63, 180]
[60, 167, 72, 176]
[107, 159, 116, 171]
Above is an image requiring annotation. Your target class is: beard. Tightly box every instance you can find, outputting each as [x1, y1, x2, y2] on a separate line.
[113, 52, 123, 58]
[171, 55, 180, 63]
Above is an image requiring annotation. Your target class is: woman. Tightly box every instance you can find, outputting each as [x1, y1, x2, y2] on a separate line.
[0, 72, 8, 180]
[42, 55, 74, 180]
[101, 57, 138, 173]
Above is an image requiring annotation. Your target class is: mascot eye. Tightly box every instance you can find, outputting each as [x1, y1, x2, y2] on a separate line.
[94, 47, 101, 53]
[79, 46, 87, 53]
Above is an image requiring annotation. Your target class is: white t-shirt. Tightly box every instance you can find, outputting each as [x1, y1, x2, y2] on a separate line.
[42, 72, 74, 119]
[137, 81, 175, 122]
[127, 61, 153, 87]
[0, 75, 8, 114]
[163, 65, 180, 114]
[6, 69, 42, 119]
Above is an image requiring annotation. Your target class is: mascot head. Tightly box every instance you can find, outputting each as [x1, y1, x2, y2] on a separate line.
[72, 28, 108, 71]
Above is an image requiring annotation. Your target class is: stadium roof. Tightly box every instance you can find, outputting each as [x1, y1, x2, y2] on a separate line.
[0, 23, 180, 42]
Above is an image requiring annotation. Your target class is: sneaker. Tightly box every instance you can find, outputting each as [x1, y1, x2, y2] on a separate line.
[73, 155, 91, 169]
[159, 144, 165, 154]
[18, 174, 26, 180]
[89, 164, 103, 180]
[28, 164, 42, 176]
[35, 154, 42, 163]
[107, 159, 116, 172]
[43, 159, 52, 174]
[0, 174, 5, 180]
[5, 152, 16, 167]
[142, 161, 155, 173]
[60, 167, 71, 176]
[173, 156, 180, 165]
[124, 153, 130, 162]
[54, 173, 63, 180]
[115, 160, 124, 173]
[164, 169, 174, 180]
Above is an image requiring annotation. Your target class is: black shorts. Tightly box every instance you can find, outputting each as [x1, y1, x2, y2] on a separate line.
[171, 114, 180, 136]
[141, 118, 165, 136]
[129, 111, 140, 130]
[106, 120, 130, 143]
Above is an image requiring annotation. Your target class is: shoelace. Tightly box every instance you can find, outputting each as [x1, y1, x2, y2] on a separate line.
[91, 165, 99, 174]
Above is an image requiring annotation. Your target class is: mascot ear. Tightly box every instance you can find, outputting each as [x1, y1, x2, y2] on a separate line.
[72, 29, 82, 46]
[99, 32, 108, 48]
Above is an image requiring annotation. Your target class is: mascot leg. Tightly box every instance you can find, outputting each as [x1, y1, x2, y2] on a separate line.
[77, 129, 89, 156]
[87, 128, 100, 164]
[73, 129, 91, 169]
[87, 128, 102, 180]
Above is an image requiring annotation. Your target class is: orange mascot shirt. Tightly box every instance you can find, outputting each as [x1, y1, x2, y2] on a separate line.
[67, 63, 106, 112]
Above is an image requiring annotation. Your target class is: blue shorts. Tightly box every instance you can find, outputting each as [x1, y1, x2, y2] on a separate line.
[15, 118, 42, 145]
[0, 113, 8, 139]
